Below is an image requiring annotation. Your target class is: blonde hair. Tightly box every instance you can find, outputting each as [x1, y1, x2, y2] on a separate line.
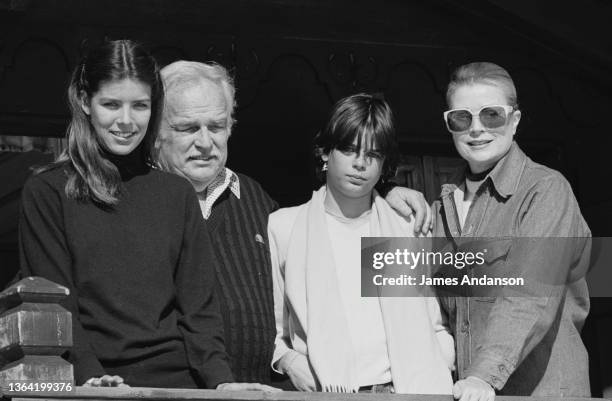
[446, 62, 518, 108]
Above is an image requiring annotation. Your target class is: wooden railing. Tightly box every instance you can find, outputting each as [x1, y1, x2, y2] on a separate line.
[0, 278, 607, 401]
[0, 277, 73, 384]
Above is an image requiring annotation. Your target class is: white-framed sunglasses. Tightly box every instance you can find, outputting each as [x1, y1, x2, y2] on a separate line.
[443, 105, 516, 133]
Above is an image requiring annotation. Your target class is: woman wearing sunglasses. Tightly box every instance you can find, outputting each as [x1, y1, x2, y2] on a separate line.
[435, 62, 590, 401]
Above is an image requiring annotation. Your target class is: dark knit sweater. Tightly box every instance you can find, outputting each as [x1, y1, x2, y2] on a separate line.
[207, 173, 278, 383]
[19, 155, 233, 388]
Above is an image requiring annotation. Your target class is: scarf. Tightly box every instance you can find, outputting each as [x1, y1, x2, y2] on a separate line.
[284, 186, 453, 393]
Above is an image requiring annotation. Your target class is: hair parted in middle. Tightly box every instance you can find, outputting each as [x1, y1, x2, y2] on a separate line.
[314, 93, 399, 182]
[38, 39, 164, 207]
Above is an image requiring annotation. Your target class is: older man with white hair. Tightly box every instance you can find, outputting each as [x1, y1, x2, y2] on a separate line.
[156, 61, 280, 385]
[155, 60, 430, 386]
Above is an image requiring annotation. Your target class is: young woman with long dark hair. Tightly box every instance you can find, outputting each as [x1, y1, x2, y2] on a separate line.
[19, 40, 234, 389]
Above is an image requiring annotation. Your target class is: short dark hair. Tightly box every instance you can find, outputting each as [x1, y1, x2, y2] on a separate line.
[314, 93, 399, 182]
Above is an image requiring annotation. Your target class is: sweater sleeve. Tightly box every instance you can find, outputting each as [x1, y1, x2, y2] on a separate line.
[427, 296, 456, 372]
[18, 174, 106, 384]
[175, 187, 234, 388]
[267, 211, 295, 373]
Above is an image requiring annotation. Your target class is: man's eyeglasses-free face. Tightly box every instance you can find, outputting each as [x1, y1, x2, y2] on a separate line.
[443, 105, 516, 133]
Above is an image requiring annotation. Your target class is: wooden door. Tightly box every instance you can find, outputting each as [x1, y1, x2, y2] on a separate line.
[393, 154, 464, 204]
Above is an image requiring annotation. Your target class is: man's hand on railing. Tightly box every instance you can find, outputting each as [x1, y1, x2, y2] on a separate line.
[83, 375, 130, 387]
[216, 383, 282, 392]
[453, 376, 494, 401]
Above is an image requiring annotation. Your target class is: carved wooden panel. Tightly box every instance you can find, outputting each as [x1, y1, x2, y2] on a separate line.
[393, 154, 464, 204]
[0, 36, 71, 136]
[0, 2, 607, 210]
[393, 155, 424, 195]
[423, 155, 465, 203]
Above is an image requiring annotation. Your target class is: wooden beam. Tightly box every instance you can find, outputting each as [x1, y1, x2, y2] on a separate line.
[3, 387, 607, 401]
[0, 0, 30, 12]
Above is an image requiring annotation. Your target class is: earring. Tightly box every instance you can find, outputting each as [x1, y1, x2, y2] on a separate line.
[322, 162, 328, 172]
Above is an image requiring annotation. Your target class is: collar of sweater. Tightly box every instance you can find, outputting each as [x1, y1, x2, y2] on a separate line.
[102, 144, 150, 180]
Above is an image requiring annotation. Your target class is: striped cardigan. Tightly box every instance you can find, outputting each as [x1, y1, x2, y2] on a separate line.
[207, 173, 278, 383]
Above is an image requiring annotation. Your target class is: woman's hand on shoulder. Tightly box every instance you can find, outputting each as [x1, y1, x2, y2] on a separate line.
[83, 375, 129, 387]
[384, 186, 432, 235]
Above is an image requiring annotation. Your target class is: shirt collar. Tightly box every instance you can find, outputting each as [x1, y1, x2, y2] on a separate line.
[486, 141, 527, 198]
[440, 141, 527, 199]
[197, 167, 240, 219]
